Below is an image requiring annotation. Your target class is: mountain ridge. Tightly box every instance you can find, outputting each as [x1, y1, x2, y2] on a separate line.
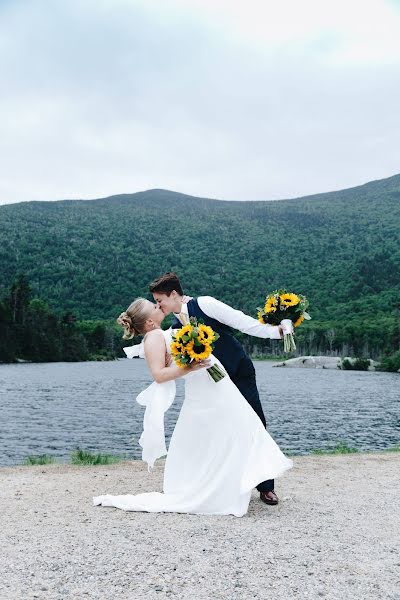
[3, 172, 400, 208]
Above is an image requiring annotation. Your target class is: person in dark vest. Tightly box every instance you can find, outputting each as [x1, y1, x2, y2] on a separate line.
[149, 272, 291, 506]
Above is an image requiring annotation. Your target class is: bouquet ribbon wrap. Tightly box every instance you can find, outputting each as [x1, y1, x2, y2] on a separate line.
[280, 319, 294, 335]
[280, 319, 296, 352]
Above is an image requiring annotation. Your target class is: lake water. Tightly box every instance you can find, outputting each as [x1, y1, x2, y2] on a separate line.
[0, 360, 398, 466]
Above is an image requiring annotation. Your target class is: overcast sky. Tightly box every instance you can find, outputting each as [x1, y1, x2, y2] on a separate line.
[0, 0, 399, 205]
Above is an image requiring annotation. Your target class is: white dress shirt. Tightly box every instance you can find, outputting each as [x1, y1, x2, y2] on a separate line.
[174, 296, 282, 340]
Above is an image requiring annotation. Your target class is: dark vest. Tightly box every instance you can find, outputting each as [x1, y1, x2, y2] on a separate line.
[171, 298, 248, 378]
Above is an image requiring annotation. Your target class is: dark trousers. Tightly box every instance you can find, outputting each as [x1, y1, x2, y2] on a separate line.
[230, 357, 274, 493]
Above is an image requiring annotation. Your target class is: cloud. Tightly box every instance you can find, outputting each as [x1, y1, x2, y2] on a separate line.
[0, 0, 399, 204]
[170, 0, 400, 65]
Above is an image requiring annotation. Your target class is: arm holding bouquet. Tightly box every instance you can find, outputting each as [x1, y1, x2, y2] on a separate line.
[144, 329, 210, 384]
[195, 296, 284, 339]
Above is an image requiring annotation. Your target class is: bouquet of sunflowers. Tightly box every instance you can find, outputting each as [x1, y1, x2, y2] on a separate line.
[171, 318, 226, 382]
[257, 290, 311, 352]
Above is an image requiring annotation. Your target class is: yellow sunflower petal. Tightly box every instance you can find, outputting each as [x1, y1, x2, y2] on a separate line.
[294, 314, 305, 327]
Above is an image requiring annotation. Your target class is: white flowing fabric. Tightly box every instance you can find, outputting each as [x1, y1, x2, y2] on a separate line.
[123, 342, 145, 359]
[136, 379, 176, 470]
[94, 330, 292, 517]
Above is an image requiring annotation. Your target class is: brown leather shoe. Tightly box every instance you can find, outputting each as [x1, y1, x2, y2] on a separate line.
[260, 490, 279, 505]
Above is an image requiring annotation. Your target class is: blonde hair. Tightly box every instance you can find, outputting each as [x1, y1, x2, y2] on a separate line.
[117, 298, 153, 339]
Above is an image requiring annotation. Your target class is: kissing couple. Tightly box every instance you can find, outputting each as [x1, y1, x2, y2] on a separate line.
[94, 272, 293, 517]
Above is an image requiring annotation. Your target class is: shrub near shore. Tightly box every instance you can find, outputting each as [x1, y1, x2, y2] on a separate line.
[377, 350, 400, 372]
[20, 445, 400, 467]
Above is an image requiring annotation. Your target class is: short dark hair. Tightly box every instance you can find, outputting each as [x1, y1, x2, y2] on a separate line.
[149, 272, 184, 296]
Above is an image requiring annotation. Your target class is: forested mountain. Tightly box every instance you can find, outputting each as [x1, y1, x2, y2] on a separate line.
[1, 174, 400, 360]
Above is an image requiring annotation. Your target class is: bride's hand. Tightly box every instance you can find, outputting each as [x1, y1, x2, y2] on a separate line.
[188, 359, 211, 371]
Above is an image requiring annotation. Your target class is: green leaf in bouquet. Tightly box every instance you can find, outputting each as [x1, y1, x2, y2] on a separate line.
[189, 316, 203, 326]
[299, 298, 309, 311]
[194, 338, 203, 347]
[213, 332, 220, 342]
[303, 312, 311, 320]
[182, 335, 190, 343]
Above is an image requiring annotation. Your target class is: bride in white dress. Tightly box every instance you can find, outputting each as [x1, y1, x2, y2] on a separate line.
[93, 299, 292, 517]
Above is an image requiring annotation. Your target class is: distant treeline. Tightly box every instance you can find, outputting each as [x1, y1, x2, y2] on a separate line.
[1, 276, 399, 370]
[0, 275, 125, 363]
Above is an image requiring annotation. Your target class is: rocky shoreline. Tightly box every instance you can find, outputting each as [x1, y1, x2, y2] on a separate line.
[272, 356, 379, 370]
[1, 453, 398, 599]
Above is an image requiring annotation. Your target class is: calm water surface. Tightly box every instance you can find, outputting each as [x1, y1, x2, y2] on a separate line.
[0, 360, 398, 465]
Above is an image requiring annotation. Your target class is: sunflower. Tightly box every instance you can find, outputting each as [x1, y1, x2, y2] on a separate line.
[171, 341, 183, 356]
[197, 324, 214, 343]
[265, 305, 277, 313]
[174, 324, 193, 341]
[186, 339, 211, 361]
[264, 296, 278, 313]
[294, 314, 305, 328]
[280, 293, 300, 307]
[175, 358, 187, 368]
[257, 311, 266, 324]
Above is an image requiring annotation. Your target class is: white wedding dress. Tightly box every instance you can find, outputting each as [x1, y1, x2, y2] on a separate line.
[93, 330, 292, 517]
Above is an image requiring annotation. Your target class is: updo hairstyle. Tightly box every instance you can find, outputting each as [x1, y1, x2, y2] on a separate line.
[117, 298, 153, 339]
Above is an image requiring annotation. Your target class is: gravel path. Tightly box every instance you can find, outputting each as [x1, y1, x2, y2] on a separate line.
[1, 454, 399, 600]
